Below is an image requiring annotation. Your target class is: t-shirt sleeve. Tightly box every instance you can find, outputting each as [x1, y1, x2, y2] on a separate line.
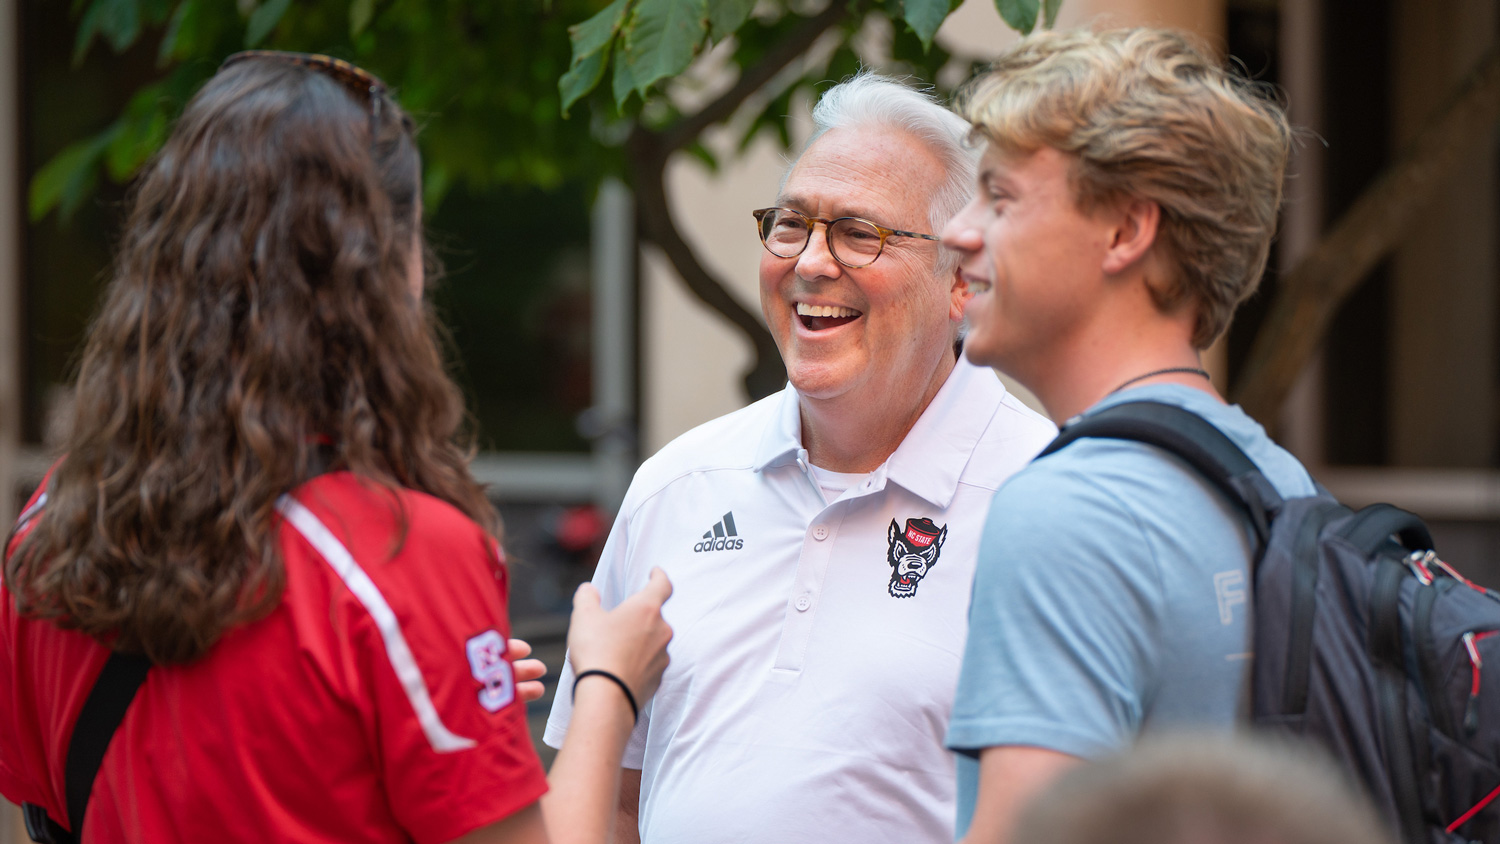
[946, 464, 1164, 760]
[0, 470, 57, 806]
[350, 513, 548, 844]
[543, 508, 650, 767]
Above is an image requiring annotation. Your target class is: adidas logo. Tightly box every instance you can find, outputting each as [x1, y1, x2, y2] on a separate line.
[693, 512, 744, 552]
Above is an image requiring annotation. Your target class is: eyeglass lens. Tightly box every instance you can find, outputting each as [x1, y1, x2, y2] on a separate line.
[758, 209, 885, 265]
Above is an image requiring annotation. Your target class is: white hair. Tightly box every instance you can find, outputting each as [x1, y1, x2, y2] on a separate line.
[788, 72, 979, 273]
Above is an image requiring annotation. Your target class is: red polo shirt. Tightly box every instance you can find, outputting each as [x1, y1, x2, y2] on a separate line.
[0, 470, 547, 843]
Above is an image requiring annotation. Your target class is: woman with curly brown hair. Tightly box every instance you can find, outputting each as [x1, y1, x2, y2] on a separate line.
[0, 52, 670, 844]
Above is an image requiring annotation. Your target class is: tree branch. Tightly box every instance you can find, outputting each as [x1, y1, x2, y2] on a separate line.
[626, 4, 851, 399]
[661, 1, 850, 154]
[628, 129, 787, 398]
[1232, 43, 1500, 424]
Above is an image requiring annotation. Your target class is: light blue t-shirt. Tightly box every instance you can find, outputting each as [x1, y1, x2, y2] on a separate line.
[946, 385, 1316, 838]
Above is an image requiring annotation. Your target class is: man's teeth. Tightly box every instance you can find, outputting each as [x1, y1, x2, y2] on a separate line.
[795, 303, 860, 318]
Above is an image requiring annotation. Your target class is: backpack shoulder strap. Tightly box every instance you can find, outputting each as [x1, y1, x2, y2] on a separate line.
[1037, 400, 1284, 545]
[22, 650, 150, 844]
[61, 651, 152, 841]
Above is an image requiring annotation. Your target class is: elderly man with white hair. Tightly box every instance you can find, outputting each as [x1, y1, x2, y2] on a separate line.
[545, 74, 1055, 844]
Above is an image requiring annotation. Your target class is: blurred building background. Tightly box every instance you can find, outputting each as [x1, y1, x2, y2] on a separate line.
[1, 0, 1498, 839]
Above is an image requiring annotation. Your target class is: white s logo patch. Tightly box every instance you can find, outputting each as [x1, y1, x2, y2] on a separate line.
[465, 629, 515, 712]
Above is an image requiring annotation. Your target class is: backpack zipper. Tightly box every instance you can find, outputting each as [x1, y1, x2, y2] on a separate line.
[1462, 630, 1499, 734]
[1406, 549, 1435, 585]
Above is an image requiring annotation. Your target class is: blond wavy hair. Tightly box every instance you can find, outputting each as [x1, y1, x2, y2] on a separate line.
[954, 28, 1292, 348]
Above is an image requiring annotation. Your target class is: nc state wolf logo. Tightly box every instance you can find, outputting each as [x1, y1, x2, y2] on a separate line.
[886, 517, 946, 598]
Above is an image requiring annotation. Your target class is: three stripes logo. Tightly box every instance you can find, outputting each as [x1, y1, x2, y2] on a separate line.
[693, 512, 744, 552]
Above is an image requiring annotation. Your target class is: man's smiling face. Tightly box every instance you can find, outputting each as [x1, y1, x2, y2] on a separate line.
[759, 126, 962, 405]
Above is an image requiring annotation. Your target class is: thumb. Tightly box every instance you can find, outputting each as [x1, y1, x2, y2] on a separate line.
[573, 581, 602, 612]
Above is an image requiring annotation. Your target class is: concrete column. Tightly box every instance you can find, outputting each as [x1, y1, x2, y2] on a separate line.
[1389, 0, 1499, 466]
[1275, 0, 1326, 466]
[590, 178, 636, 512]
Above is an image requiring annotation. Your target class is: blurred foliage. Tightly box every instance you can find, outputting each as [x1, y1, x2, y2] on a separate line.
[36, 0, 635, 221]
[39, 0, 1056, 223]
[39, 0, 1055, 407]
[557, 0, 1061, 115]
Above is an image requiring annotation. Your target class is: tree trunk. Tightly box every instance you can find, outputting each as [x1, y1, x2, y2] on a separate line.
[1232, 44, 1500, 426]
[627, 3, 848, 400]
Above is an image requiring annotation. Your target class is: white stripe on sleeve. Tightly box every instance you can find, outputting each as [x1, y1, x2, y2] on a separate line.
[277, 495, 477, 753]
[13, 490, 47, 533]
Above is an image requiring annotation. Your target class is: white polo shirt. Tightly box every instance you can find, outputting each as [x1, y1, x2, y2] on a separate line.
[544, 360, 1055, 843]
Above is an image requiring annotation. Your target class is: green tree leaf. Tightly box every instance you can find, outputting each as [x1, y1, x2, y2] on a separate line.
[73, 0, 143, 64]
[902, 0, 957, 50]
[994, 0, 1039, 35]
[620, 0, 709, 100]
[560, 44, 610, 116]
[611, 45, 640, 109]
[571, 0, 632, 58]
[105, 84, 170, 180]
[559, 0, 631, 114]
[29, 129, 119, 222]
[349, 0, 375, 38]
[245, 0, 291, 47]
[707, 0, 754, 41]
[157, 1, 192, 65]
[1042, 0, 1062, 28]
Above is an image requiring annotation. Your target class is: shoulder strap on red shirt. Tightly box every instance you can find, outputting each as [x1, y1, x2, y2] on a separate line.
[23, 651, 152, 844]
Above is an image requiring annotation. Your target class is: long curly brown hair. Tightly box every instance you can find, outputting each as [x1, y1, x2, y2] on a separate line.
[4, 57, 499, 664]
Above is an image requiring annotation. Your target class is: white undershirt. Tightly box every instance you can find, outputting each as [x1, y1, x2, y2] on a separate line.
[807, 463, 872, 505]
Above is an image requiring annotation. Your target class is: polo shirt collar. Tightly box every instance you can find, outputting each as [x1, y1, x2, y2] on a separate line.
[753, 383, 807, 472]
[885, 359, 1005, 509]
[752, 359, 1007, 509]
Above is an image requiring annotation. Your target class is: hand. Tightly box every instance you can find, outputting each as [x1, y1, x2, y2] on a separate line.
[568, 567, 673, 703]
[507, 638, 548, 704]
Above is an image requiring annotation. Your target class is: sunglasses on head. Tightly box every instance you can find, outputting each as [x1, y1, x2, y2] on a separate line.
[220, 50, 394, 138]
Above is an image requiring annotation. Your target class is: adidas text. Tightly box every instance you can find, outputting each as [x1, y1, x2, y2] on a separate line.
[695, 537, 744, 552]
[695, 512, 743, 552]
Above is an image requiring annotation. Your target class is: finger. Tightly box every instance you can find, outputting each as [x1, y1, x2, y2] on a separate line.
[513, 657, 547, 684]
[639, 567, 674, 605]
[573, 581, 602, 612]
[518, 680, 546, 704]
[506, 638, 533, 661]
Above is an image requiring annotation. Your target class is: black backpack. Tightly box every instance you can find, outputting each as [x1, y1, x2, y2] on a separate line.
[1038, 400, 1500, 844]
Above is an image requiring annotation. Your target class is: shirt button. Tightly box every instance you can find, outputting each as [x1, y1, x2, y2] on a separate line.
[795, 594, 812, 612]
[812, 525, 829, 541]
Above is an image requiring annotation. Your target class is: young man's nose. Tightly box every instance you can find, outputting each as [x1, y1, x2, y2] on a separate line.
[941, 198, 984, 251]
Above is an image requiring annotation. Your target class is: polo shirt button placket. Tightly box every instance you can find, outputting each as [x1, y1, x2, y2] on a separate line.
[812, 525, 829, 541]
[795, 594, 812, 612]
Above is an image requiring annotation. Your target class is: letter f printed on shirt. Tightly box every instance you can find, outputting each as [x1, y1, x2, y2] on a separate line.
[1214, 570, 1246, 625]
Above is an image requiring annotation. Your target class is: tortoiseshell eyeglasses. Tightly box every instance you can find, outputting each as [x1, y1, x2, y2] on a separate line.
[752, 206, 940, 269]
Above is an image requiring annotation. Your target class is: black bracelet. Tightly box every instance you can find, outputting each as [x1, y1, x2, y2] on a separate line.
[572, 669, 639, 724]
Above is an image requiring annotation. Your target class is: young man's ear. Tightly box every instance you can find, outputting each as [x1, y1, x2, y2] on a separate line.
[1101, 198, 1161, 276]
[949, 265, 974, 322]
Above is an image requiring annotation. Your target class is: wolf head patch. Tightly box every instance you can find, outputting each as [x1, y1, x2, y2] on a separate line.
[886, 517, 946, 598]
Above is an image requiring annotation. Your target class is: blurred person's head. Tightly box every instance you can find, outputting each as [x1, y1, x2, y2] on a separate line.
[757, 73, 978, 421]
[1014, 733, 1395, 844]
[943, 28, 1291, 388]
[5, 53, 496, 664]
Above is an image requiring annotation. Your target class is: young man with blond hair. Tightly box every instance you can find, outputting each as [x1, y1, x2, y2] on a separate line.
[940, 28, 1315, 843]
